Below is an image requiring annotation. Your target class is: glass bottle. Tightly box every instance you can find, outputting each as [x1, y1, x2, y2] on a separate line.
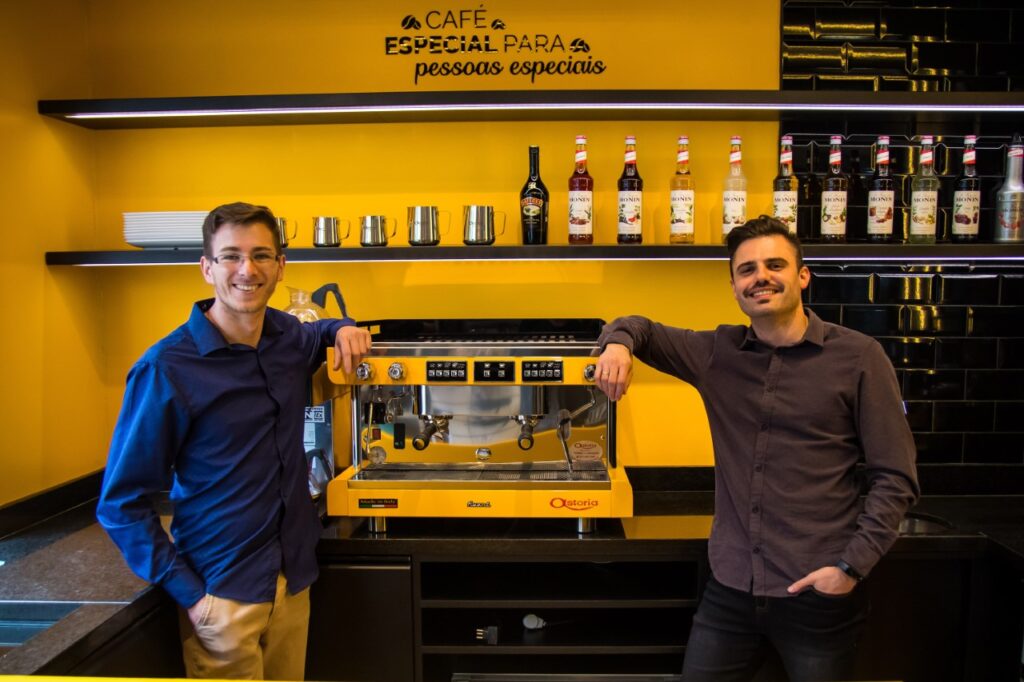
[617, 135, 643, 244]
[669, 135, 695, 244]
[820, 135, 848, 243]
[995, 133, 1024, 243]
[798, 145, 820, 241]
[952, 135, 981, 243]
[867, 135, 896, 243]
[909, 135, 940, 244]
[772, 134, 799, 235]
[568, 135, 594, 245]
[520, 145, 549, 245]
[722, 135, 747, 242]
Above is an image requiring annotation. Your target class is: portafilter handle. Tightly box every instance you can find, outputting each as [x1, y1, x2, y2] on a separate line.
[412, 421, 438, 451]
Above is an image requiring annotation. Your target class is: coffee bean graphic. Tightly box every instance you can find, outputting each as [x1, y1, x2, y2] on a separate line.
[401, 15, 421, 30]
[491, 19, 506, 29]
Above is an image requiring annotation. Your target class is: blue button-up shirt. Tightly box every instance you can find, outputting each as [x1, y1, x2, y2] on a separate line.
[97, 299, 350, 608]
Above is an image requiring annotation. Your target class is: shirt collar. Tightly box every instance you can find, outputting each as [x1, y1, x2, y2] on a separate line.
[740, 309, 825, 350]
[187, 299, 283, 355]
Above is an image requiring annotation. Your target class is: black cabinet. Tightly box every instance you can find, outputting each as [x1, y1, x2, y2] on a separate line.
[307, 559, 415, 682]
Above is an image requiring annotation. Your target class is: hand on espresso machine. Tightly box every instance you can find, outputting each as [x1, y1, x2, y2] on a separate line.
[332, 325, 373, 374]
[595, 343, 633, 401]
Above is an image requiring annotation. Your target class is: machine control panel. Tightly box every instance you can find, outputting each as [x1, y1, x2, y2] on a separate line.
[474, 361, 514, 382]
[522, 361, 563, 382]
[426, 361, 468, 381]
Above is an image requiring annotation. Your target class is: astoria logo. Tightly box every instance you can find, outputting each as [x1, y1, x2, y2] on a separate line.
[467, 500, 492, 508]
[550, 497, 599, 511]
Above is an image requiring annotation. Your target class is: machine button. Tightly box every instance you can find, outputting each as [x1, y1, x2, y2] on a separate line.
[483, 370, 491, 378]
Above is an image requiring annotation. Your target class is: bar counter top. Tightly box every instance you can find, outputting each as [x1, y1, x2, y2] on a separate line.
[1, 493, 1022, 674]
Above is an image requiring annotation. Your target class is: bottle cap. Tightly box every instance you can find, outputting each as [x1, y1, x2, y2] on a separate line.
[624, 135, 636, 144]
[830, 135, 843, 145]
[678, 135, 689, 144]
[921, 135, 934, 145]
[964, 135, 977, 145]
[877, 135, 890, 145]
[781, 135, 793, 144]
[730, 135, 742, 145]
[576, 135, 587, 144]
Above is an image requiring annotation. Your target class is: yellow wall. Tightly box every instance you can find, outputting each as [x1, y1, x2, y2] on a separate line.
[4, 0, 780, 504]
[0, 1, 112, 506]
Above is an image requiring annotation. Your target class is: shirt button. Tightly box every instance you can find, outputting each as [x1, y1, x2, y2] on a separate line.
[760, 423, 769, 431]
[766, 384, 775, 392]
[754, 464, 763, 472]
[752, 506, 760, 514]
[753, 546, 761, 554]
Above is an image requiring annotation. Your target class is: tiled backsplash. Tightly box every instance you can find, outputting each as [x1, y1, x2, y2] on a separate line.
[804, 263, 1024, 465]
[781, 1, 1024, 92]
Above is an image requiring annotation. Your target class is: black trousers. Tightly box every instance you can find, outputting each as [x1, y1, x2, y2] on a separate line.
[681, 575, 869, 682]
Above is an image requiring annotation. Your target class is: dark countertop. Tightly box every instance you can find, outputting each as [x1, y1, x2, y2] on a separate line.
[1, 492, 1022, 674]
[0, 502, 156, 674]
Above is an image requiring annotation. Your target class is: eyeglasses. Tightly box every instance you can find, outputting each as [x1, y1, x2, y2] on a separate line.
[211, 252, 280, 267]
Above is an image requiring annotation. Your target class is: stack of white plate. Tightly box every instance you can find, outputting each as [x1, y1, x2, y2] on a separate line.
[123, 211, 207, 248]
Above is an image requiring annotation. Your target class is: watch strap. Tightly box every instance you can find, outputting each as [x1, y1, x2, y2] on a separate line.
[836, 559, 864, 582]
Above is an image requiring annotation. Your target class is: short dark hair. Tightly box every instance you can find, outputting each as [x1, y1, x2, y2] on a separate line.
[726, 215, 804, 273]
[202, 202, 280, 258]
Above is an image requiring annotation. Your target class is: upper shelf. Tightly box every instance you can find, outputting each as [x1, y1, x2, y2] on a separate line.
[45, 244, 1024, 266]
[37, 90, 1024, 129]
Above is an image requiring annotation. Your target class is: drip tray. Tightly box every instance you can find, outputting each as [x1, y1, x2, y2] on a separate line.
[350, 462, 610, 490]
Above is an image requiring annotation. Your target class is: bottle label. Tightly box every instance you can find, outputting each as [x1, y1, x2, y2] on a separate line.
[677, 149, 689, 164]
[952, 190, 980, 235]
[963, 148, 975, 165]
[670, 189, 695, 235]
[829, 149, 841, 166]
[996, 196, 1024, 241]
[877, 148, 889, 165]
[521, 196, 544, 218]
[575, 150, 587, 164]
[624, 150, 637, 164]
[820, 191, 847, 235]
[910, 191, 938, 235]
[568, 190, 594, 236]
[722, 190, 747, 234]
[1009, 148, 1023, 159]
[779, 150, 792, 165]
[867, 190, 895, 235]
[772, 190, 798, 234]
[618, 191, 642, 235]
[729, 150, 742, 164]
[920, 149, 933, 166]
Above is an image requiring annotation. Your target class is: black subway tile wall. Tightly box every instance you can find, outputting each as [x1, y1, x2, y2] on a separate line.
[807, 263, 1024, 466]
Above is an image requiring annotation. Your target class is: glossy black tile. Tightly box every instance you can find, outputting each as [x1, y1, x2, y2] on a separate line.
[1001, 275, 1024, 305]
[912, 433, 963, 463]
[875, 274, 934, 304]
[843, 305, 903, 336]
[877, 337, 935, 368]
[916, 463, 1024, 495]
[935, 338, 999, 369]
[903, 370, 966, 400]
[963, 433, 1024, 464]
[904, 402, 933, 431]
[904, 306, 967, 337]
[994, 402, 1024, 432]
[809, 273, 874, 304]
[936, 275, 1000, 305]
[805, 304, 842, 325]
[966, 371, 1024, 400]
[932, 401, 995, 432]
[998, 339, 1024, 369]
[970, 307, 1024, 337]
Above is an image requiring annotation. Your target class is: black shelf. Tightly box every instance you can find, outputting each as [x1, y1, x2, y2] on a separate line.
[420, 645, 686, 656]
[44, 244, 1024, 266]
[37, 90, 1024, 129]
[420, 599, 697, 609]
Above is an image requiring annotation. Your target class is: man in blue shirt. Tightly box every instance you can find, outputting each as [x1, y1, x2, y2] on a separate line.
[97, 202, 371, 680]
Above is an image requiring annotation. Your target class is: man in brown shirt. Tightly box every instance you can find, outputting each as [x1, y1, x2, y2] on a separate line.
[596, 216, 919, 681]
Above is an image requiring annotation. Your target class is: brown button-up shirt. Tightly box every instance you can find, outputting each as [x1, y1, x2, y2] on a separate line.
[600, 311, 919, 597]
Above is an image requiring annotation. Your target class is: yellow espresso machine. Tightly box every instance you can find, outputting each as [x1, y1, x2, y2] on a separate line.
[325, 318, 633, 532]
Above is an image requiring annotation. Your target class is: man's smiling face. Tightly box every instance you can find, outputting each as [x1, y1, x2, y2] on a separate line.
[730, 234, 810, 323]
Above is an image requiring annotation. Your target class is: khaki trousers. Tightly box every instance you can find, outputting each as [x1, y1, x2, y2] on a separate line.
[179, 573, 310, 680]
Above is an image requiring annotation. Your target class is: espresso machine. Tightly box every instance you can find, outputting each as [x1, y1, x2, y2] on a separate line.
[324, 319, 633, 532]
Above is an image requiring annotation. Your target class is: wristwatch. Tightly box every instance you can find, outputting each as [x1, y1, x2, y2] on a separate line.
[836, 559, 864, 582]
